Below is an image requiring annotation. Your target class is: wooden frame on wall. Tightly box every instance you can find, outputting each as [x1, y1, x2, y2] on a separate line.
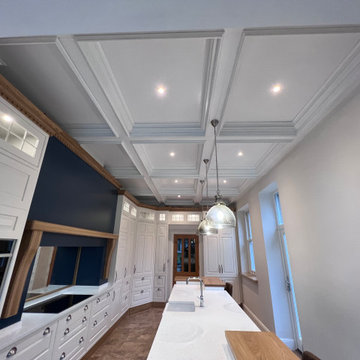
[1, 220, 118, 319]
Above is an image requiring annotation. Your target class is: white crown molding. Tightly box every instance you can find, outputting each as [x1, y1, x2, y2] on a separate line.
[219, 121, 296, 142]
[75, 136, 125, 144]
[64, 123, 113, 137]
[55, 36, 125, 138]
[0, 36, 57, 45]
[74, 30, 224, 42]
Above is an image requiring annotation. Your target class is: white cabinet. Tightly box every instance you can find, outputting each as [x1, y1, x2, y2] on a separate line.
[109, 282, 122, 325]
[203, 228, 238, 277]
[154, 224, 168, 275]
[133, 222, 155, 276]
[0, 96, 48, 316]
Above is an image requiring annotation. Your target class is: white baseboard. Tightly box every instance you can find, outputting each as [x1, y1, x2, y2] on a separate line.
[241, 303, 270, 332]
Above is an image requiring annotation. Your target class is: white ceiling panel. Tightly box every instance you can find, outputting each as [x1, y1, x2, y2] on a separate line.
[117, 178, 152, 196]
[223, 32, 360, 123]
[83, 37, 208, 125]
[0, 43, 108, 127]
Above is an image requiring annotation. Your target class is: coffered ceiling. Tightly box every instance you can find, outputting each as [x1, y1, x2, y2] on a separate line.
[1, 26, 360, 205]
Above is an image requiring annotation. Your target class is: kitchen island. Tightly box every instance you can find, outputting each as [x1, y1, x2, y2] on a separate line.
[147, 283, 260, 360]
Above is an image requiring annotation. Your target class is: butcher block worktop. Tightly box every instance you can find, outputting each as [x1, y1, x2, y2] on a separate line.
[174, 276, 225, 287]
[225, 331, 298, 360]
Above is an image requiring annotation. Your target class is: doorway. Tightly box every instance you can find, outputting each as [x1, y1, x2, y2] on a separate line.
[173, 234, 199, 283]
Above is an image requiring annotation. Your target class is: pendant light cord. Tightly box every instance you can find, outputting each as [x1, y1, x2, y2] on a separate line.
[213, 123, 220, 198]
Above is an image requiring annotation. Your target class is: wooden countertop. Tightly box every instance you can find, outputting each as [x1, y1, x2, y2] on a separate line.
[225, 331, 298, 360]
[174, 276, 225, 287]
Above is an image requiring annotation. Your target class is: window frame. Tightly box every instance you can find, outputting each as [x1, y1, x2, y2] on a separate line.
[243, 210, 256, 274]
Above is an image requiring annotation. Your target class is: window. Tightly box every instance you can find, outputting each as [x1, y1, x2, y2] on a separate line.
[130, 207, 137, 217]
[159, 213, 166, 221]
[187, 214, 200, 222]
[123, 201, 130, 213]
[172, 214, 184, 222]
[244, 211, 256, 273]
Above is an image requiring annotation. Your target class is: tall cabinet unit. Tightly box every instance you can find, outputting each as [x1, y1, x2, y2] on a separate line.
[0, 96, 48, 316]
[203, 227, 241, 303]
[131, 209, 156, 307]
[153, 213, 169, 303]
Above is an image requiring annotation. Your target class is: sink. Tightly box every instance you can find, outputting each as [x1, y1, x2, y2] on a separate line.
[166, 301, 195, 312]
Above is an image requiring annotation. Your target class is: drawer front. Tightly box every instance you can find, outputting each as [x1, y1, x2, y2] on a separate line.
[133, 275, 152, 288]
[153, 287, 165, 301]
[122, 278, 131, 293]
[0, 324, 56, 360]
[89, 305, 110, 339]
[92, 291, 111, 315]
[56, 303, 90, 346]
[87, 323, 108, 350]
[154, 275, 165, 287]
[55, 326, 87, 360]
[120, 290, 130, 312]
[132, 288, 151, 303]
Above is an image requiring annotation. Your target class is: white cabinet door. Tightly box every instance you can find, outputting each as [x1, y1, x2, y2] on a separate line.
[133, 222, 155, 276]
[154, 224, 168, 274]
[219, 229, 238, 277]
[204, 235, 221, 276]
[133, 222, 146, 275]
[110, 285, 122, 324]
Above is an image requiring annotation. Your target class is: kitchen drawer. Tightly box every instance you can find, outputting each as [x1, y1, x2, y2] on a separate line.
[92, 290, 111, 315]
[153, 287, 165, 301]
[120, 290, 130, 312]
[154, 275, 165, 287]
[89, 305, 110, 339]
[87, 322, 108, 350]
[123, 277, 131, 293]
[56, 303, 90, 346]
[133, 275, 152, 288]
[132, 287, 151, 304]
[54, 326, 87, 360]
[0, 323, 56, 360]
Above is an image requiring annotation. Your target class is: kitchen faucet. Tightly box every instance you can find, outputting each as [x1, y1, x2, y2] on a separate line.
[186, 277, 204, 307]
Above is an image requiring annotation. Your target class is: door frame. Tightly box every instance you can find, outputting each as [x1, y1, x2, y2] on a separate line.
[172, 234, 199, 284]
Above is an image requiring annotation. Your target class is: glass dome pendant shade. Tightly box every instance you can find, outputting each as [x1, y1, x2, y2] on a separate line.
[205, 119, 236, 229]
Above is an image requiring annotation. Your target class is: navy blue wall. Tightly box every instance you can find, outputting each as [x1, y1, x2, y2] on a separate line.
[0, 137, 118, 329]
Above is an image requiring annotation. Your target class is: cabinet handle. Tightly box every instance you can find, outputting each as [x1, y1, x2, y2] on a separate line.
[158, 276, 161, 279]
[124, 267, 127, 278]
[221, 265, 224, 273]
[158, 288, 160, 291]
[79, 337, 84, 344]
[82, 316, 87, 323]
[133, 265, 136, 274]
[6, 347, 17, 357]
[141, 277, 144, 281]
[125, 295, 127, 300]
[93, 320, 98, 327]
[64, 328, 70, 336]
[66, 314, 72, 322]
[163, 263, 166, 272]
[60, 353, 66, 360]
[107, 292, 110, 298]
[96, 297, 101, 304]
[115, 270, 118, 282]
[141, 290, 144, 294]
[43, 327, 50, 336]
[84, 305, 88, 311]
[104, 312, 108, 318]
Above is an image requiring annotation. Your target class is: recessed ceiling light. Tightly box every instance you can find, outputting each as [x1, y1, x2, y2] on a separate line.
[177, 194, 181, 198]
[271, 83, 283, 94]
[174, 179, 178, 183]
[238, 151, 243, 157]
[156, 85, 167, 96]
[223, 180, 227, 184]
[2, 114, 13, 123]
[170, 152, 175, 157]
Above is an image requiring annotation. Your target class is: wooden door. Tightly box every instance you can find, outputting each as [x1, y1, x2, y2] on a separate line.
[173, 234, 199, 283]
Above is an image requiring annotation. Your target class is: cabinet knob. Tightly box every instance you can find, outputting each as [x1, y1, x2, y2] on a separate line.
[104, 312, 108, 318]
[125, 295, 127, 300]
[43, 327, 50, 336]
[141, 277, 144, 280]
[6, 347, 17, 358]
[93, 320, 98, 327]
[96, 298, 101, 304]
[64, 328, 70, 336]
[66, 314, 72, 322]
[79, 337, 84, 344]
[157, 288, 160, 291]
[60, 352, 66, 360]
[140, 290, 144, 294]
[158, 276, 161, 279]
[82, 316, 87, 323]
[84, 305, 88, 311]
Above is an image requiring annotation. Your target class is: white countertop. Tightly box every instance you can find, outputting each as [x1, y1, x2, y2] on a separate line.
[147, 284, 260, 360]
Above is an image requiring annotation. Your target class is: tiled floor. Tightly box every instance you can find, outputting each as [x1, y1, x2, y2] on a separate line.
[86, 307, 163, 360]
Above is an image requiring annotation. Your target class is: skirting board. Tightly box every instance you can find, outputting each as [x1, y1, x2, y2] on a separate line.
[241, 304, 296, 350]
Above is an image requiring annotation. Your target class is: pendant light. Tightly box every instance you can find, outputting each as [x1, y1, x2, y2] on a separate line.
[205, 119, 236, 229]
[198, 159, 218, 236]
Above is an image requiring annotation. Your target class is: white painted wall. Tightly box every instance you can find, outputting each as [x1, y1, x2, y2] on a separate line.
[236, 90, 360, 359]
[0, 1, 360, 37]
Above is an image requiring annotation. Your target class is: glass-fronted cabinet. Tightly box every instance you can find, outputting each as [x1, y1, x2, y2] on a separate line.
[0, 239, 15, 301]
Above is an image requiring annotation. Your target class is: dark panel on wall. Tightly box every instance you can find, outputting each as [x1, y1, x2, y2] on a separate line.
[28, 137, 117, 232]
[50, 247, 78, 285]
